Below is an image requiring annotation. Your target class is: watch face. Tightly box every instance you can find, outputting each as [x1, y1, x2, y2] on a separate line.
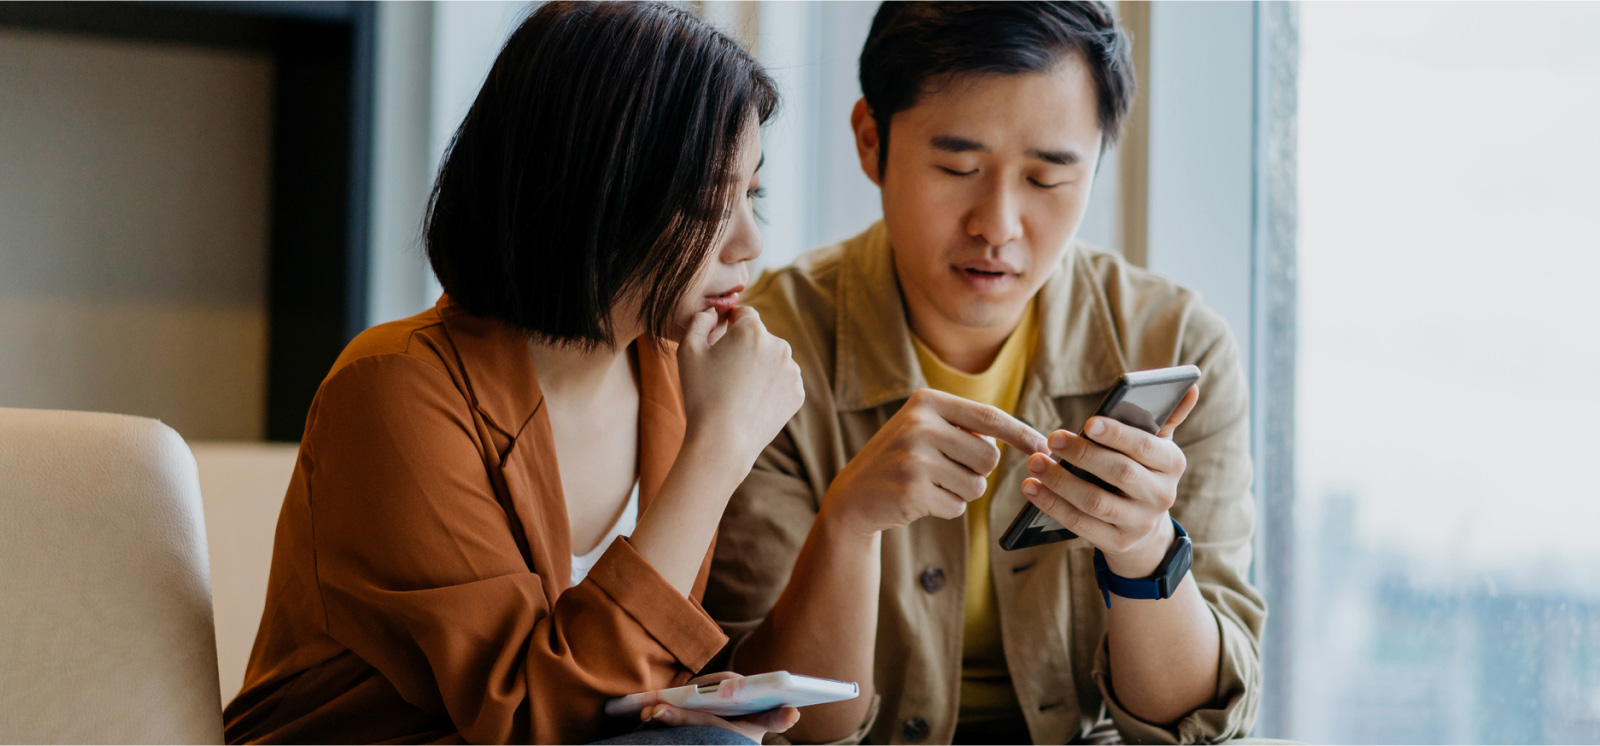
[1159, 536, 1194, 598]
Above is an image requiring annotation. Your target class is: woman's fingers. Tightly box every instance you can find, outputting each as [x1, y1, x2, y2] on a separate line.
[737, 706, 801, 734]
[643, 704, 792, 743]
[681, 307, 720, 354]
[706, 315, 731, 347]
[686, 671, 741, 686]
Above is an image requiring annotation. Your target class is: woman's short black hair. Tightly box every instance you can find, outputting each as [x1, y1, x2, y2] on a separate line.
[859, 1, 1135, 176]
[425, 1, 777, 349]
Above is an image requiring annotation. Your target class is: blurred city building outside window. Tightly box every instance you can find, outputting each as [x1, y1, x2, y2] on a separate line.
[1293, 3, 1600, 743]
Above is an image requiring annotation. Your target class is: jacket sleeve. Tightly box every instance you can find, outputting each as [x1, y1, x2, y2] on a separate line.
[1090, 321, 1267, 744]
[303, 354, 727, 745]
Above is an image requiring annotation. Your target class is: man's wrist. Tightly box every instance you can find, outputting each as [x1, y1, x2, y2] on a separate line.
[1101, 514, 1176, 578]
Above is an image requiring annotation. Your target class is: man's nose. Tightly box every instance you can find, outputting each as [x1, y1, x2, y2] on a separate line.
[966, 181, 1024, 248]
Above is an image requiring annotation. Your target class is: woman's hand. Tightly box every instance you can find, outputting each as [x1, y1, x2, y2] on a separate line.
[638, 672, 801, 744]
[677, 306, 805, 465]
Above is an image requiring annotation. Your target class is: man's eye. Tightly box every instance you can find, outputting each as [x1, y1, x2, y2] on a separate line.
[1029, 177, 1068, 189]
[938, 166, 978, 177]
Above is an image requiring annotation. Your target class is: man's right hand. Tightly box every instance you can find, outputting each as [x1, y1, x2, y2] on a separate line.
[820, 388, 1050, 536]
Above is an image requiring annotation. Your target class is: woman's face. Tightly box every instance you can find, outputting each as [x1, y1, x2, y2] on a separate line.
[671, 122, 765, 337]
[605, 121, 764, 347]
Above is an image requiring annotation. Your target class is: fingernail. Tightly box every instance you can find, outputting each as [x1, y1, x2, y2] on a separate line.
[1050, 432, 1069, 450]
[1027, 455, 1045, 473]
[654, 707, 672, 723]
[1023, 481, 1038, 496]
[1088, 418, 1106, 437]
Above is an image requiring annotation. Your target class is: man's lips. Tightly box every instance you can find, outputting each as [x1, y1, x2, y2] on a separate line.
[951, 262, 1019, 293]
[953, 260, 1021, 276]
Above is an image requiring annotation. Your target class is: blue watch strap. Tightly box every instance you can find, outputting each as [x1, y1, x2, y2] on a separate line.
[1093, 517, 1190, 608]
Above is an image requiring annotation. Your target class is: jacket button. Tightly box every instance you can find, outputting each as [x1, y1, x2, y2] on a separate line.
[902, 716, 931, 742]
[919, 566, 946, 594]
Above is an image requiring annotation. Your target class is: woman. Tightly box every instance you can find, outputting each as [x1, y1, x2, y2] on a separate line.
[223, 4, 803, 744]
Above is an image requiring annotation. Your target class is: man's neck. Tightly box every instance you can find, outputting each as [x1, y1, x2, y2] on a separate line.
[906, 303, 1027, 375]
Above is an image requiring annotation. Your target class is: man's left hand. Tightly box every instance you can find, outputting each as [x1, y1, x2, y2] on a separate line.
[1021, 385, 1200, 578]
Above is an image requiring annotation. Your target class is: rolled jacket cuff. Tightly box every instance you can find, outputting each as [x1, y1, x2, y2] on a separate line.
[1092, 605, 1262, 744]
[586, 536, 729, 672]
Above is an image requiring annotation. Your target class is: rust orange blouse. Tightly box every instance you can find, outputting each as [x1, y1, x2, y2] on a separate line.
[224, 297, 728, 744]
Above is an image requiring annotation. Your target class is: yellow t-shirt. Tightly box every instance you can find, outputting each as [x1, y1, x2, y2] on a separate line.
[909, 301, 1037, 726]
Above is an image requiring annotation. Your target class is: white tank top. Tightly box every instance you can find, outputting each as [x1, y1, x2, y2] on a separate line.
[570, 480, 639, 586]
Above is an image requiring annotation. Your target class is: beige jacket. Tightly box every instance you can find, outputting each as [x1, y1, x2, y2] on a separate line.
[704, 223, 1265, 744]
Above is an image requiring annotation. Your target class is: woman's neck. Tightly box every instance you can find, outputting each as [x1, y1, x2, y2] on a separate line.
[527, 335, 637, 402]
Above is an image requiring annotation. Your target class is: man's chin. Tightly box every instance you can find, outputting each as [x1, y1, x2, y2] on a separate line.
[933, 298, 1029, 331]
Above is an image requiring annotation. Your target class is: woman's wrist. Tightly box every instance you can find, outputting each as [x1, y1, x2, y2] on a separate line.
[682, 421, 761, 472]
[677, 426, 759, 491]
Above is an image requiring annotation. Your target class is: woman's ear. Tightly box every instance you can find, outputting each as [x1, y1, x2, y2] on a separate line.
[850, 98, 883, 187]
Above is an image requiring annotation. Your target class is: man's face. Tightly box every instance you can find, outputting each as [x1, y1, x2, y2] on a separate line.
[859, 56, 1103, 335]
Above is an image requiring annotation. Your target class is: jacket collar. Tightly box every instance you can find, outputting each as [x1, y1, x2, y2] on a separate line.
[433, 295, 686, 593]
[434, 295, 685, 450]
[832, 223, 1128, 413]
[435, 295, 545, 440]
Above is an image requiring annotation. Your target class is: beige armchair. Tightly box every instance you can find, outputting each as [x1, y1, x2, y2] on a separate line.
[0, 408, 224, 744]
[191, 441, 298, 705]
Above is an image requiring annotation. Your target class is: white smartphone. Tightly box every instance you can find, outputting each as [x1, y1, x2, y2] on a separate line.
[604, 671, 859, 718]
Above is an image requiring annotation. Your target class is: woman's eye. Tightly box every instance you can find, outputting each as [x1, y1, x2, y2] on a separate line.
[938, 166, 978, 177]
[747, 186, 766, 200]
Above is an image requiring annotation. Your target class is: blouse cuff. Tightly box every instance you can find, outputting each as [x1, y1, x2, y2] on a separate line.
[586, 536, 729, 672]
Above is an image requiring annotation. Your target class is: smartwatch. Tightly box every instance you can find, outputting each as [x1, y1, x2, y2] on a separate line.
[1092, 517, 1192, 608]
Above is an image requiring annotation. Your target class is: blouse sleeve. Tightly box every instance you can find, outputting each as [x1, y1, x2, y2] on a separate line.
[301, 354, 727, 744]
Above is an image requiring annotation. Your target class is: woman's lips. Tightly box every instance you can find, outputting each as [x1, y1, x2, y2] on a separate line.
[704, 285, 744, 313]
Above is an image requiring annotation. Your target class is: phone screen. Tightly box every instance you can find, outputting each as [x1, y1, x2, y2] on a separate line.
[1106, 377, 1196, 435]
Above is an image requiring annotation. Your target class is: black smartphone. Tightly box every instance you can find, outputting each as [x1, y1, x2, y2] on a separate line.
[998, 364, 1201, 551]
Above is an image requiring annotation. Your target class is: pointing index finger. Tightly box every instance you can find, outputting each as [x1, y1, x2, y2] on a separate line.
[931, 390, 1049, 454]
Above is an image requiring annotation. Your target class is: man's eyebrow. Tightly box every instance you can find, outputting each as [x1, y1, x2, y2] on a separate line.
[1027, 148, 1081, 166]
[931, 135, 1081, 166]
[930, 135, 988, 153]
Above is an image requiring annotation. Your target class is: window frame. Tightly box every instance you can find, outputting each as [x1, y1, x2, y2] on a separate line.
[1129, 2, 1299, 737]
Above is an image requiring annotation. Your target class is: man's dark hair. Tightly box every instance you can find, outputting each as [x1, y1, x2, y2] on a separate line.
[859, 1, 1135, 176]
[425, 1, 777, 349]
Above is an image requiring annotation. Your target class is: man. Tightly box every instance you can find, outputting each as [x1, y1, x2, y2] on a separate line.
[704, 3, 1265, 744]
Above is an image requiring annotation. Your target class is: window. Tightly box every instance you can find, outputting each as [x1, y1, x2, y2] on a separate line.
[1292, 3, 1600, 742]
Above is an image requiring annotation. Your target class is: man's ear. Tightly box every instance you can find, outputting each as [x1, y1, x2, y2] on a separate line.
[850, 98, 883, 187]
